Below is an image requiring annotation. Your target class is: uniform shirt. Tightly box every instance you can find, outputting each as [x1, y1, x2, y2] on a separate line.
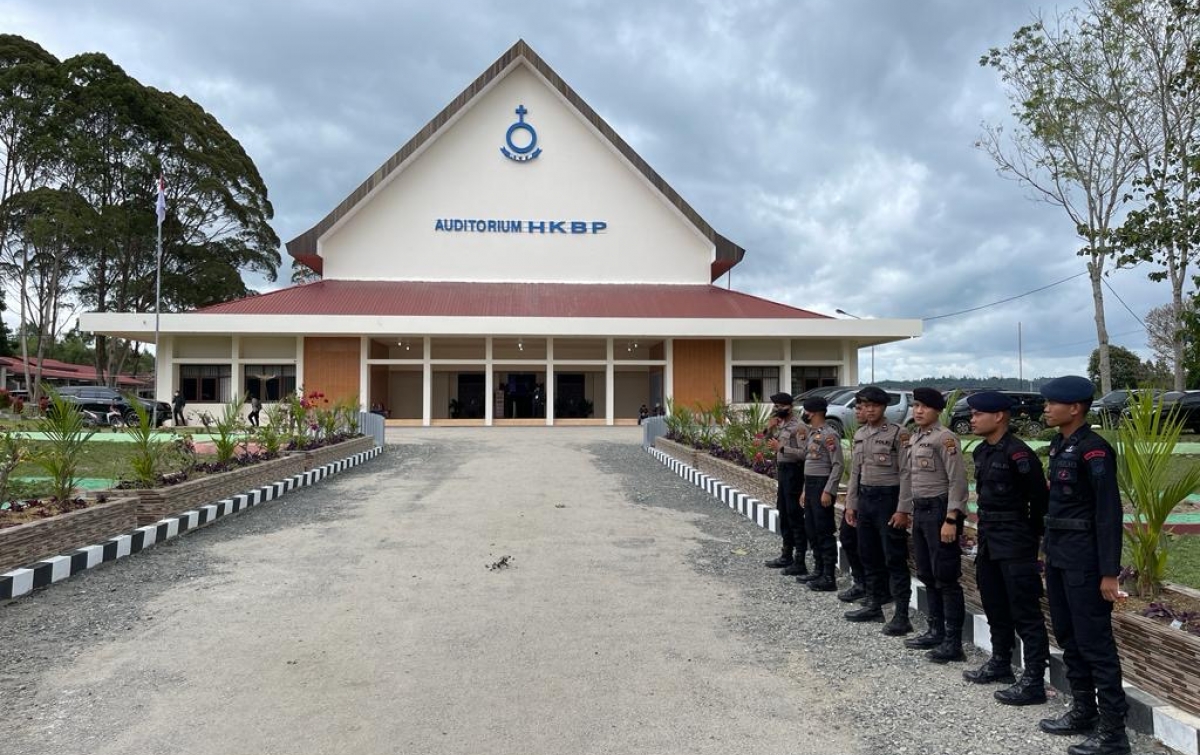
[845, 422, 911, 512]
[902, 422, 969, 515]
[771, 413, 809, 464]
[972, 431, 1048, 560]
[803, 422, 844, 497]
[1045, 426, 1123, 576]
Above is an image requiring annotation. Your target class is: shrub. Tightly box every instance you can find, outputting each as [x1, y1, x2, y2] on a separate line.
[34, 390, 95, 501]
[212, 397, 246, 464]
[124, 397, 170, 487]
[0, 431, 27, 503]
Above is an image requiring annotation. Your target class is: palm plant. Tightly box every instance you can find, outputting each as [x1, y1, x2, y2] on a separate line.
[1116, 390, 1200, 598]
[34, 390, 95, 501]
[124, 396, 169, 486]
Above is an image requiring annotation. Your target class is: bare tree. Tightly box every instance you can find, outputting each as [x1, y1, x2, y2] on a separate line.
[980, 11, 1144, 393]
[1146, 301, 1192, 369]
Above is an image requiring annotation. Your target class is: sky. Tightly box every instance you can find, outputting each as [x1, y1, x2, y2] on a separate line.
[2, 0, 1173, 382]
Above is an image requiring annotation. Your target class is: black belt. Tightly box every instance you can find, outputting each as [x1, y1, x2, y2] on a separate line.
[912, 495, 948, 511]
[978, 510, 1024, 522]
[1044, 517, 1092, 531]
[860, 484, 899, 493]
[778, 460, 801, 467]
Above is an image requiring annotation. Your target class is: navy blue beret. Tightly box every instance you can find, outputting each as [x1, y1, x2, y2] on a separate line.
[856, 386, 889, 405]
[912, 387, 946, 410]
[802, 396, 828, 413]
[1040, 375, 1096, 403]
[966, 391, 1014, 412]
[769, 392, 794, 405]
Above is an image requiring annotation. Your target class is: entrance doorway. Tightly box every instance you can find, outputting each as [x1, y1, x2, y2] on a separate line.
[502, 372, 543, 418]
[454, 373, 485, 418]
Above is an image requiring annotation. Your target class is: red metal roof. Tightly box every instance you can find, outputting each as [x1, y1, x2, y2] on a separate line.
[197, 281, 827, 320]
[0, 356, 147, 386]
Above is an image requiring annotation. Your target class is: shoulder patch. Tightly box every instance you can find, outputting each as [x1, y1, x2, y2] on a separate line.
[899, 431, 911, 443]
[825, 435, 837, 451]
[1083, 449, 1106, 461]
[942, 436, 958, 455]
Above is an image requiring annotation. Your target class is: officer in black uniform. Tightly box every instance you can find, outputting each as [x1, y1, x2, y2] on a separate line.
[762, 392, 810, 577]
[1037, 376, 1129, 755]
[962, 391, 1051, 707]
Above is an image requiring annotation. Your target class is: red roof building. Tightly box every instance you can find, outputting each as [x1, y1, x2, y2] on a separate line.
[82, 40, 919, 425]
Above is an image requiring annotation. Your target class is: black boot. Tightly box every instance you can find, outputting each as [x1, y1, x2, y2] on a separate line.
[994, 671, 1047, 706]
[903, 619, 944, 649]
[882, 605, 913, 636]
[844, 597, 884, 622]
[926, 626, 964, 663]
[764, 550, 793, 568]
[837, 581, 867, 603]
[781, 560, 808, 577]
[807, 565, 837, 591]
[1039, 696, 1099, 736]
[1066, 715, 1130, 755]
[963, 657, 1015, 685]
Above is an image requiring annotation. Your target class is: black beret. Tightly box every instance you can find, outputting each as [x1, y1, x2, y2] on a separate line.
[966, 391, 1014, 413]
[912, 387, 946, 411]
[802, 396, 828, 413]
[855, 386, 889, 405]
[1040, 375, 1096, 404]
[769, 392, 794, 405]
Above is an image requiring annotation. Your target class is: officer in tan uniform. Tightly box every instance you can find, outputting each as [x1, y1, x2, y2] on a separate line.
[798, 395, 843, 592]
[844, 386, 912, 635]
[901, 387, 970, 662]
[762, 392, 811, 577]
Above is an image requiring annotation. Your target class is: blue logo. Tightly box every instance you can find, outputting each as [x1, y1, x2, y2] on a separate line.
[501, 105, 542, 162]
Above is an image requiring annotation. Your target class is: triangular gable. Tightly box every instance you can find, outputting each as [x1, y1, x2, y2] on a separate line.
[286, 39, 745, 282]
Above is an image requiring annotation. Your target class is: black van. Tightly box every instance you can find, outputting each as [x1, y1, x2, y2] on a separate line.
[52, 386, 173, 427]
[947, 391, 1045, 435]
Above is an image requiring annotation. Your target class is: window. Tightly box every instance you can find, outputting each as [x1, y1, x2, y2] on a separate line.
[244, 364, 297, 401]
[179, 364, 232, 402]
[791, 366, 839, 394]
[733, 366, 780, 403]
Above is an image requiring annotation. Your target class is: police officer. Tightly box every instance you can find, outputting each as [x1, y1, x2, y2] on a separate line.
[799, 395, 843, 592]
[1037, 376, 1129, 755]
[901, 387, 970, 662]
[844, 386, 912, 635]
[838, 401, 872, 603]
[762, 392, 811, 577]
[963, 391, 1051, 707]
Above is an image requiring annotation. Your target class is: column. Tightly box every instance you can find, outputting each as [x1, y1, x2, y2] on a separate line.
[545, 338, 555, 426]
[664, 338, 674, 406]
[295, 336, 305, 396]
[485, 337, 494, 426]
[359, 336, 369, 411]
[422, 336, 432, 427]
[156, 335, 174, 403]
[783, 337, 793, 397]
[605, 338, 615, 426]
[842, 341, 857, 386]
[724, 338, 733, 404]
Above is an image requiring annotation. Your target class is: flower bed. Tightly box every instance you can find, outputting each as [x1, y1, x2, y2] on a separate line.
[298, 436, 376, 470]
[0, 496, 140, 572]
[654, 437, 702, 468]
[696, 451, 779, 505]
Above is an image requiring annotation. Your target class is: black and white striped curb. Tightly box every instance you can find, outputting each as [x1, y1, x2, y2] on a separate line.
[646, 446, 1200, 755]
[0, 446, 382, 603]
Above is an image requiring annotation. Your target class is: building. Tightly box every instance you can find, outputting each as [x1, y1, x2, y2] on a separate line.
[82, 40, 921, 426]
[1, 356, 148, 396]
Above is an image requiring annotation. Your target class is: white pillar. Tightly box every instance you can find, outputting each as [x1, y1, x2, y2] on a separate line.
[230, 335, 241, 403]
[545, 338, 555, 426]
[359, 336, 369, 411]
[485, 336, 494, 426]
[422, 336, 432, 427]
[156, 335, 174, 402]
[605, 337, 615, 426]
[783, 337, 793, 397]
[724, 338, 733, 404]
[295, 336, 305, 396]
[664, 338, 674, 406]
[842, 341, 857, 386]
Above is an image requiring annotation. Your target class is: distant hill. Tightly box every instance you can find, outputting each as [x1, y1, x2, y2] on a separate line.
[869, 376, 1052, 391]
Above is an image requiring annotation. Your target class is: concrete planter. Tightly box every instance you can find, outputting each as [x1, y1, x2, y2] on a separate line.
[653, 437, 701, 468]
[297, 436, 377, 471]
[0, 496, 140, 573]
[1113, 605, 1200, 719]
[695, 452, 778, 506]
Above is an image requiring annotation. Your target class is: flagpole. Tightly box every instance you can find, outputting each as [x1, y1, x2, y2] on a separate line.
[153, 176, 164, 427]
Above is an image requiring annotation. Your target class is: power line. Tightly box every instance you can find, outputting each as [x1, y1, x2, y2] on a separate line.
[1101, 278, 1147, 328]
[921, 271, 1089, 322]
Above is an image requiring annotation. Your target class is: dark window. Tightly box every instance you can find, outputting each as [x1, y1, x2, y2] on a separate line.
[243, 364, 297, 401]
[733, 366, 780, 403]
[179, 364, 232, 403]
[790, 365, 839, 395]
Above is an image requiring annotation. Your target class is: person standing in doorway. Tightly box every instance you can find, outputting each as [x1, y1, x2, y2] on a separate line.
[844, 386, 912, 636]
[762, 392, 810, 578]
[799, 395, 843, 592]
[901, 387, 969, 662]
[962, 391, 1051, 706]
[248, 395, 262, 427]
[172, 390, 187, 426]
[1037, 376, 1129, 755]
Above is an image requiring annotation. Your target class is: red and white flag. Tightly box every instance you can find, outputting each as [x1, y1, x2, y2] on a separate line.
[155, 175, 166, 226]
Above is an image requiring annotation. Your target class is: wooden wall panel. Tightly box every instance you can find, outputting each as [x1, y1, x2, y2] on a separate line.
[303, 337, 361, 403]
[672, 339, 725, 409]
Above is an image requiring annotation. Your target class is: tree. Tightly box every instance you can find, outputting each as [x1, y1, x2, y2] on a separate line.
[1105, 0, 1200, 391]
[1145, 300, 1192, 372]
[1088, 343, 1148, 388]
[981, 11, 1145, 394]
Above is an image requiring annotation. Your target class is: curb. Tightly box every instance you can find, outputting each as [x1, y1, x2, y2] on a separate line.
[647, 447, 1200, 755]
[0, 447, 383, 603]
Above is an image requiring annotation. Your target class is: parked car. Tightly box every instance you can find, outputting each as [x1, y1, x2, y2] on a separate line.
[1093, 388, 1163, 426]
[809, 388, 914, 438]
[1142, 390, 1200, 432]
[946, 391, 1046, 435]
[50, 386, 172, 427]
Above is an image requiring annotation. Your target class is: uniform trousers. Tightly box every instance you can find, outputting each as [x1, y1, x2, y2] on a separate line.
[855, 485, 911, 606]
[839, 509, 865, 584]
[803, 475, 837, 575]
[1045, 565, 1128, 718]
[912, 495, 964, 636]
[975, 542, 1049, 673]
[775, 462, 808, 560]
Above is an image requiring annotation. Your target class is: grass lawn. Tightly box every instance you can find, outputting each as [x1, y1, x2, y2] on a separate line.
[1166, 535, 1200, 590]
[8, 438, 212, 499]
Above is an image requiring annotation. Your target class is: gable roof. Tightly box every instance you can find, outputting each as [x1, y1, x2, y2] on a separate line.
[285, 39, 746, 282]
[197, 281, 825, 320]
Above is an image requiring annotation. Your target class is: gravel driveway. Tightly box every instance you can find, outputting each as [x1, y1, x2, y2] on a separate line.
[0, 428, 1165, 754]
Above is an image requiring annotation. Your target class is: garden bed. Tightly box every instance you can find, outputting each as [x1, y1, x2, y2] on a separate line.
[0, 496, 140, 572]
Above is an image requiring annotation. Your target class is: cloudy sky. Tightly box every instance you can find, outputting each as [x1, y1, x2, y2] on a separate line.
[4, 0, 1169, 382]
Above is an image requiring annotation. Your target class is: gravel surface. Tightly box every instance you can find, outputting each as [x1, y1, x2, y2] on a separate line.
[591, 441, 1168, 755]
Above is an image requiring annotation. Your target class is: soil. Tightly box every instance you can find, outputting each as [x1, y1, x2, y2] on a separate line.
[1118, 586, 1200, 633]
